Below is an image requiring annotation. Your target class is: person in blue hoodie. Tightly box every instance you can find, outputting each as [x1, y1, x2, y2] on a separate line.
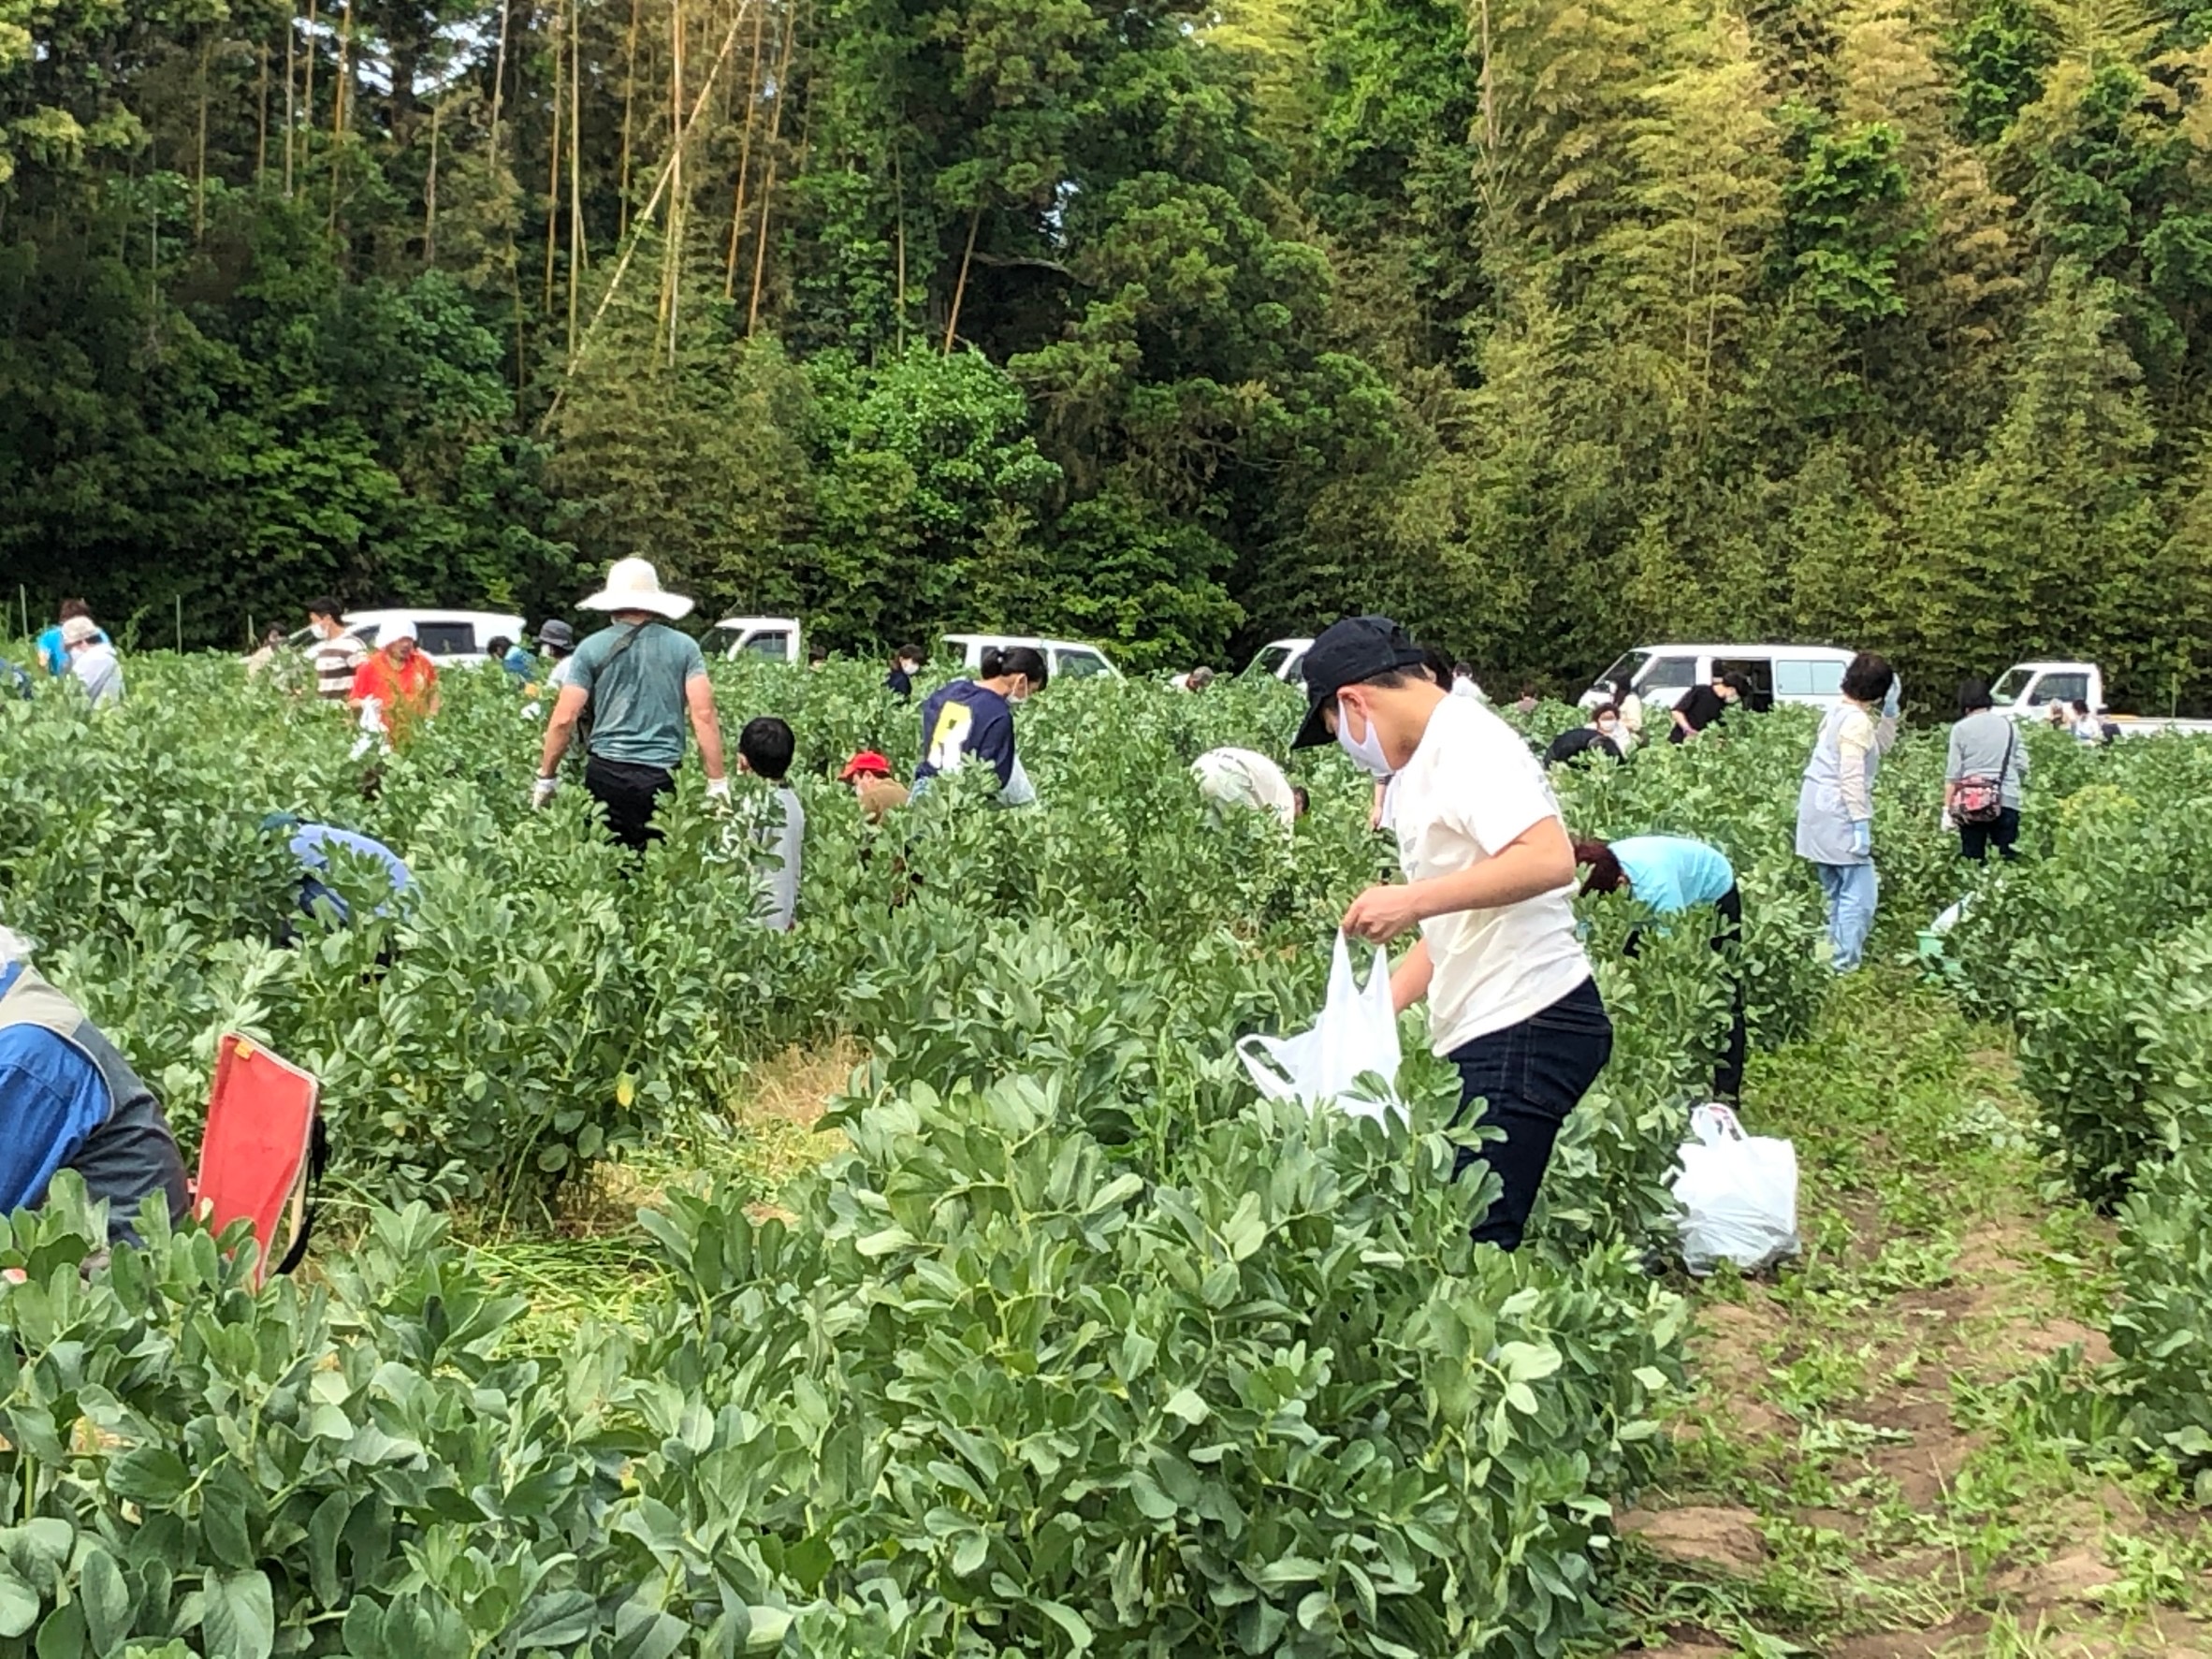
[911, 646, 1046, 797]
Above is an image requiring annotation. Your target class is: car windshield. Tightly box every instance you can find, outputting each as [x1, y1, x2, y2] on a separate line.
[1057, 650, 1112, 680]
[1989, 667, 2034, 705]
[1248, 644, 1293, 677]
[1594, 650, 1650, 692]
[741, 633, 791, 660]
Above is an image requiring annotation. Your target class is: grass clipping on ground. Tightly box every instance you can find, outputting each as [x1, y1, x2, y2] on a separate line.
[477, 1037, 863, 1344]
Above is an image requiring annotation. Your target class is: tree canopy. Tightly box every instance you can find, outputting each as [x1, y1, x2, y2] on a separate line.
[3, 0, 2209, 695]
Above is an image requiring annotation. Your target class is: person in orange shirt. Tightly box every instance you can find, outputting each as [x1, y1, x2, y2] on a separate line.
[347, 617, 440, 748]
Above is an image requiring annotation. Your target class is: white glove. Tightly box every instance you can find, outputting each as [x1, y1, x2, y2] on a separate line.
[531, 777, 558, 808]
[705, 776, 732, 803]
[1884, 676, 1902, 720]
[1940, 808, 1956, 833]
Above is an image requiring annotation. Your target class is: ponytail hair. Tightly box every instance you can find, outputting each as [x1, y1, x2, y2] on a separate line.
[981, 645, 1049, 686]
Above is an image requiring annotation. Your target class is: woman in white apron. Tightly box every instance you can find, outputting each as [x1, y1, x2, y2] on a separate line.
[1795, 653, 1900, 970]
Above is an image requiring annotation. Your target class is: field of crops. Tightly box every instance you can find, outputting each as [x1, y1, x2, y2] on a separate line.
[1, 660, 2207, 1658]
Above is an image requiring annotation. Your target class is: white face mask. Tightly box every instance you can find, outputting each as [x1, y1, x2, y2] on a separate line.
[1334, 696, 1393, 779]
[1597, 722, 1619, 740]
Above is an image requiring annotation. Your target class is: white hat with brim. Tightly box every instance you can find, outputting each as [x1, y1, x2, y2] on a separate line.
[579, 558, 694, 620]
[381, 616, 419, 645]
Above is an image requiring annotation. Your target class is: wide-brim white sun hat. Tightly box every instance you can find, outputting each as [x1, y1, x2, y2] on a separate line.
[579, 557, 694, 620]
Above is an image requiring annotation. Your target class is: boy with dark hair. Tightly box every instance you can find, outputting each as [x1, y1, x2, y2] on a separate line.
[737, 717, 804, 930]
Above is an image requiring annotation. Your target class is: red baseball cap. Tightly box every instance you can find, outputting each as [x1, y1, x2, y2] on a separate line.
[839, 750, 894, 782]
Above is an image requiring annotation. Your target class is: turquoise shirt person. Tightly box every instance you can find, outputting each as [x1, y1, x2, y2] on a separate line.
[1608, 836, 1736, 914]
[566, 619, 709, 769]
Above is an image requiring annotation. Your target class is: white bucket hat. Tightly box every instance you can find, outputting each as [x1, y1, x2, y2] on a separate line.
[380, 615, 419, 645]
[579, 558, 694, 620]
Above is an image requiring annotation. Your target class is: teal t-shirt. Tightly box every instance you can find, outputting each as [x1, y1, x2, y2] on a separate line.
[570, 621, 708, 769]
[1611, 836, 1736, 914]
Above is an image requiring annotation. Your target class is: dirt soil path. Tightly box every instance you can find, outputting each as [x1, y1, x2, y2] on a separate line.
[1614, 980, 2210, 1658]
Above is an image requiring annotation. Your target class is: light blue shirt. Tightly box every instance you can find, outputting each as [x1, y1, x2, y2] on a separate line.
[1611, 836, 1735, 913]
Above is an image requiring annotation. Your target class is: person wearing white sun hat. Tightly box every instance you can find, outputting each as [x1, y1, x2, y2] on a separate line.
[534, 558, 730, 850]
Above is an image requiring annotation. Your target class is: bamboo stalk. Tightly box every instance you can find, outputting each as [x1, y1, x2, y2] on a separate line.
[284, 2, 296, 194]
[662, 0, 688, 357]
[488, 0, 509, 163]
[942, 203, 980, 354]
[892, 144, 906, 347]
[618, 0, 641, 237]
[545, 0, 564, 313]
[720, 0, 766, 298]
[257, 38, 270, 188]
[194, 32, 211, 240]
[327, 0, 353, 234]
[568, 0, 586, 361]
[425, 93, 441, 261]
[745, 0, 795, 337]
[302, 0, 316, 165]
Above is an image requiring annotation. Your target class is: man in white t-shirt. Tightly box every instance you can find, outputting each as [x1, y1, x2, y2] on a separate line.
[1291, 616, 1612, 1251]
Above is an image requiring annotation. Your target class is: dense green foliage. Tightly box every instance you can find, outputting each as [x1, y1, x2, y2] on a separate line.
[4, 657, 2207, 1656]
[1937, 736, 2212, 1497]
[7, 0, 2212, 691]
[0, 660, 1740, 1656]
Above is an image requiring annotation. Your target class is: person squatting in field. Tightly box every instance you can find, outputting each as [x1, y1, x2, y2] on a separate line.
[1574, 836, 1746, 1101]
[534, 560, 731, 850]
[0, 925, 188, 1245]
[1795, 651, 1899, 972]
[1298, 616, 1612, 1252]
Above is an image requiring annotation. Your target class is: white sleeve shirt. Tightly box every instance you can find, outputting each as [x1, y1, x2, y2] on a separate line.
[1388, 697, 1592, 1054]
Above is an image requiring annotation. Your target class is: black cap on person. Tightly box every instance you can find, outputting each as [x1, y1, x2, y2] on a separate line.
[1290, 616, 1431, 749]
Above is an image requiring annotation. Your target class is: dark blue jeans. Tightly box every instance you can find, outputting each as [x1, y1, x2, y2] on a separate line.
[1447, 977, 1614, 1251]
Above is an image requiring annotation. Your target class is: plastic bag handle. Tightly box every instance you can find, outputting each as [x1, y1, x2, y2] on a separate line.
[1691, 1103, 1747, 1145]
[1235, 1033, 1294, 1087]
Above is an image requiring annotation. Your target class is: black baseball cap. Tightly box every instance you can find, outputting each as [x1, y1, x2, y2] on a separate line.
[1291, 616, 1431, 749]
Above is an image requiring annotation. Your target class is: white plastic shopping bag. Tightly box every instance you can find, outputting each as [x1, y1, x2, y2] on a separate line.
[1671, 1102, 1799, 1275]
[1236, 934, 1404, 1123]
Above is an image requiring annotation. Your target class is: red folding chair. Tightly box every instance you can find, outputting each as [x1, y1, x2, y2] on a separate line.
[194, 1035, 324, 1285]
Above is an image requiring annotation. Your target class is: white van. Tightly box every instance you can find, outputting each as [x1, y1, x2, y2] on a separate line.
[942, 633, 1121, 682]
[712, 616, 804, 663]
[291, 609, 527, 666]
[1582, 644, 1857, 713]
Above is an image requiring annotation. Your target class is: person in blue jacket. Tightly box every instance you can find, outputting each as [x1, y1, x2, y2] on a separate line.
[1576, 834, 1747, 1100]
[0, 925, 189, 1244]
[912, 646, 1046, 797]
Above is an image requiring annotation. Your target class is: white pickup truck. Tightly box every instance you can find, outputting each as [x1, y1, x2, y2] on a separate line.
[1989, 661, 2212, 737]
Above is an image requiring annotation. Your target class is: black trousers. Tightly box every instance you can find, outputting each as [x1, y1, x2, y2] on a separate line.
[1711, 884, 1747, 1100]
[586, 756, 677, 851]
[1447, 978, 1614, 1251]
[1959, 808, 2020, 863]
[1623, 885, 1747, 1101]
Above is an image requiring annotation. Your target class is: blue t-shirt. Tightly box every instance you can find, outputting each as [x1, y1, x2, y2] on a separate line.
[1611, 836, 1736, 914]
[502, 644, 533, 680]
[36, 624, 109, 676]
[0, 963, 113, 1216]
[914, 679, 1017, 788]
[291, 824, 413, 922]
